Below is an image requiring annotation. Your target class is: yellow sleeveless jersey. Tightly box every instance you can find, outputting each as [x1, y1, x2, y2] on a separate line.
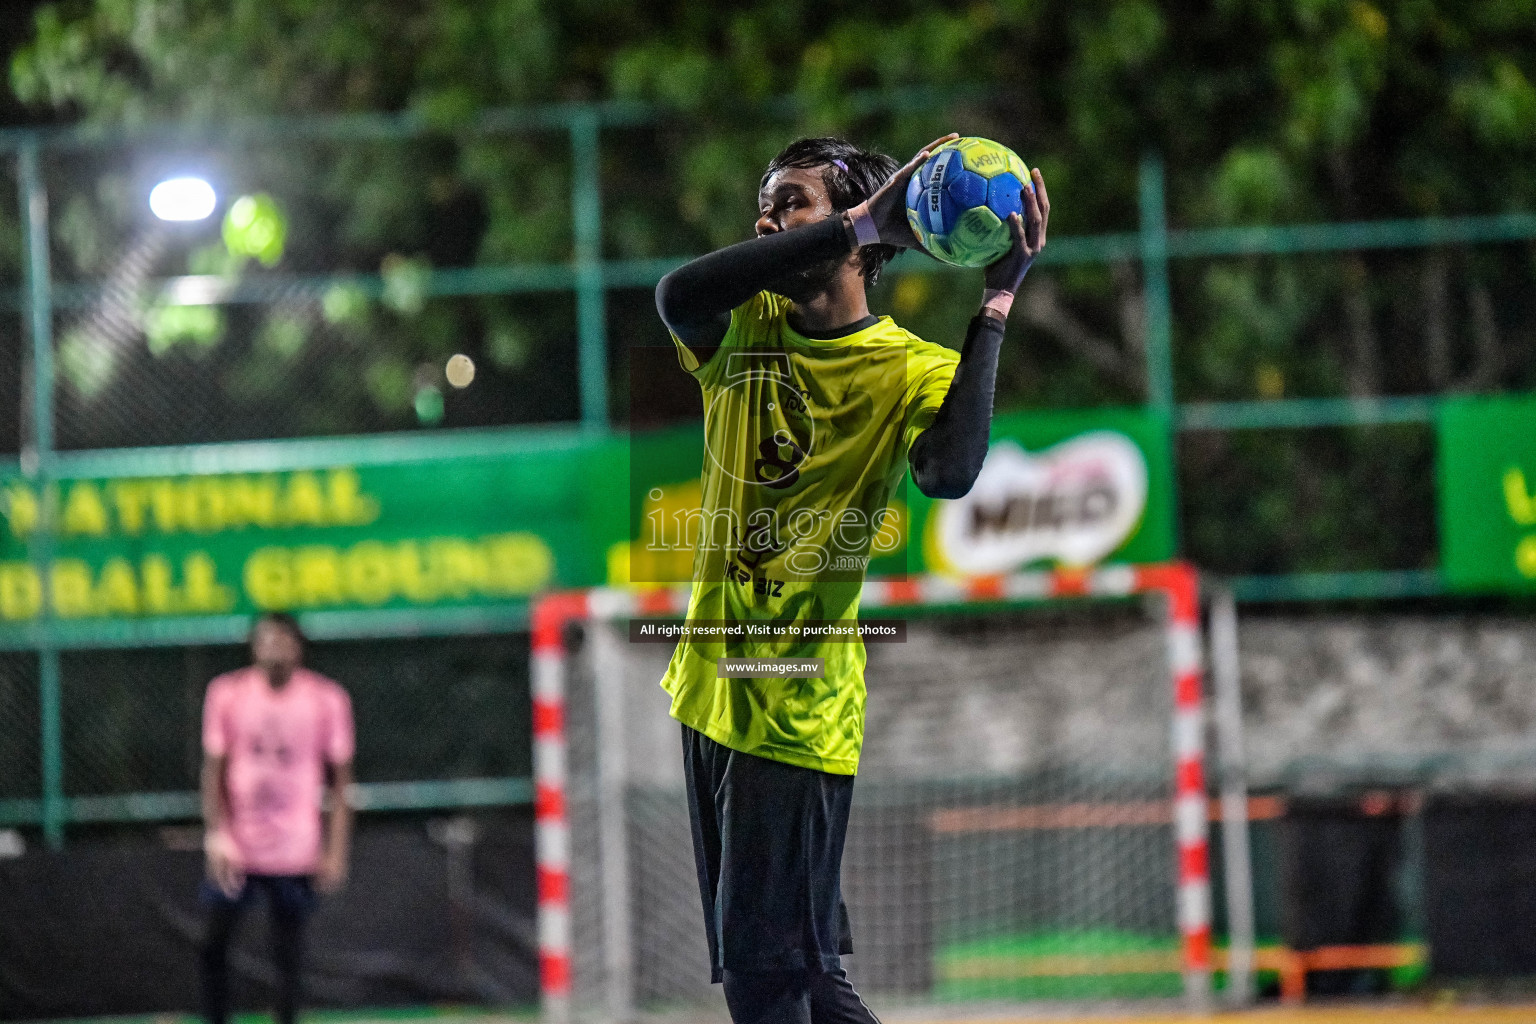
[660, 290, 959, 774]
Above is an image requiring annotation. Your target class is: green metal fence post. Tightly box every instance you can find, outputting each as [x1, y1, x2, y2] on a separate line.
[18, 138, 64, 849]
[570, 110, 608, 430]
[1139, 155, 1174, 419]
[1138, 154, 1183, 555]
[36, 655, 61, 849]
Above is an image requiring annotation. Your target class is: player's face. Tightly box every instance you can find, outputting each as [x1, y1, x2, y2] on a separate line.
[756, 166, 836, 237]
[756, 165, 854, 299]
[251, 620, 302, 673]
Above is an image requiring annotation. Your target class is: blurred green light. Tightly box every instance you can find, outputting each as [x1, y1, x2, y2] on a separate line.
[414, 385, 445, 425]
[222, 193, 288, 267]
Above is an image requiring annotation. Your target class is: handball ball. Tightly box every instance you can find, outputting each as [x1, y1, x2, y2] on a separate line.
[905, 137, 1030, 268]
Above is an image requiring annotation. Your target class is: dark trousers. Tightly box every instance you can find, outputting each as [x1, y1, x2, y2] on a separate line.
[722, 968, 882, 1024]
[200, 874, 316, 1024]
[682, 726, 879, 1024]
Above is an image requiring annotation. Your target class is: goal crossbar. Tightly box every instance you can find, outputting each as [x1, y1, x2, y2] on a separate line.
[529, 561, 1212, 1021]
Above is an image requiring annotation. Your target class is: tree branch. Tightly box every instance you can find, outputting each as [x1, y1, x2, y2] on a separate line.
[1020, 274, 1144, 389]
[1463, 281, 1503, 391]
[1342, 255, 1379, 397]
[1422, 251, 1450, 389]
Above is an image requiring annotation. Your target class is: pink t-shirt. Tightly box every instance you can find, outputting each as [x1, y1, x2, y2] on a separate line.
[202, 666, 355, 876]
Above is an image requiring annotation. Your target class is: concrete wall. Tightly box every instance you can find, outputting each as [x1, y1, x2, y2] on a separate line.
[581, 608, 1536, 792]
[1238, 614, 1536, 790]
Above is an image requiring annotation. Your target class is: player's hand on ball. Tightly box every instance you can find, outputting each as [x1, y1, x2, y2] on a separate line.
[863, 133, 960, 248]
[984, 168, 1050, 295]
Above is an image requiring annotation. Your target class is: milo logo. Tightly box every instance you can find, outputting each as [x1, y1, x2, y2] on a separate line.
[928, 434, 1149, 573]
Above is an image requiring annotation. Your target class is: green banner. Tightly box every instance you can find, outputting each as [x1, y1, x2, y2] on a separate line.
[0, 440, 625, 626]
[1439, 396, 1536, 592]
[0, 407, 1173, 636]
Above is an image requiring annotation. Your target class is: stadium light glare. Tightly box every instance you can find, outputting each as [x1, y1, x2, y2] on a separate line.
[149, 177, 217, 222]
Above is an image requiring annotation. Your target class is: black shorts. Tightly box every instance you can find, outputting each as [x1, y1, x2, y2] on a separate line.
[682, 724, 855, 982]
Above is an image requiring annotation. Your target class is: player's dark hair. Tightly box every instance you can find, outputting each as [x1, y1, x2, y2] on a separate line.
[251, 610, 306, 648]
[762, 137, 902, 287]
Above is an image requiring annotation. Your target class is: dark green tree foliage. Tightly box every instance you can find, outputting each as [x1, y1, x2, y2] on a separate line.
[7, 0, 1536, 573]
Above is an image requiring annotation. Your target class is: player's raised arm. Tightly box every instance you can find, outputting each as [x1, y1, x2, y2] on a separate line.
[908, 168, 1050, 499]
[655, 134, 960, 357]
[655, 214, 848, 350]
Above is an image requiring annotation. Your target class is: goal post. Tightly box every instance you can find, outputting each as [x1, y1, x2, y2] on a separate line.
[532, 562, 1215, 1023]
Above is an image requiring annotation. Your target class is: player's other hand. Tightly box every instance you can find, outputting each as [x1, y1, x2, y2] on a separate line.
[863, 133, 961, 248]
[205, 833, 245, 899]
[984, 168, 1050, 295]
[315, 848, 349, 894]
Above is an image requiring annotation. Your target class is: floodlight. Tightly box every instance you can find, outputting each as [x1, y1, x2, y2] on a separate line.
[149, 177, 217, 222]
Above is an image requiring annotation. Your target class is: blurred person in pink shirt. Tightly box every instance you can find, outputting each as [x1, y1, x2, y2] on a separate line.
[200, 612, 355, 1024]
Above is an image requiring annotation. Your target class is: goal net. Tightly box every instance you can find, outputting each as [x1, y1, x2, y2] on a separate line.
[531, 564, 1211, 1023]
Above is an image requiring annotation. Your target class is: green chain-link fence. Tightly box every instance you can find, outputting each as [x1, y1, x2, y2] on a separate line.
[1, 96, 1535, 847]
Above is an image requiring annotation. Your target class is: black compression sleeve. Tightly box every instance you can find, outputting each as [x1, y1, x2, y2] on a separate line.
[655, 216, 852, 343]
[908, 314, 1005, 500]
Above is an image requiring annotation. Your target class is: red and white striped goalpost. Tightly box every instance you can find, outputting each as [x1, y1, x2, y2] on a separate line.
[530, 562, 1213, 1021]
